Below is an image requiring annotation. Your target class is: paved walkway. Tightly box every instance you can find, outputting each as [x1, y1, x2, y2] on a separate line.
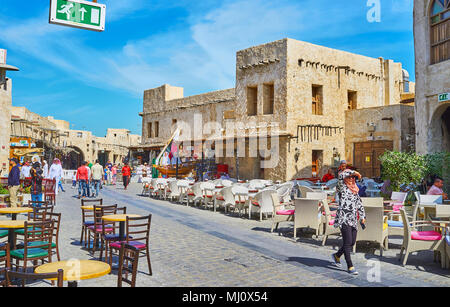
[12, 183, 449, 287]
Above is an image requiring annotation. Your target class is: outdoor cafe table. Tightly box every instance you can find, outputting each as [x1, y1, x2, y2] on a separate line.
[0, 207, 33, 220]
[35, 260, 111, 287]
[0, 220, 25, 249]
[102, 214, 141, 241]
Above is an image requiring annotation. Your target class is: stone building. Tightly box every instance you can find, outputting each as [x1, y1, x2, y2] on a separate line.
[414, 0, 450, 154]
[10, 106, 141, 169]
[0, 49, 18, 175]
[140, 38, 414, 181]
[0, 78, 12, 176]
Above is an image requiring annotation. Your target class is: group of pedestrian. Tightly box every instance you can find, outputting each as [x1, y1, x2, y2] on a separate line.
[75, 160, 103, 199]
[74, 160, 132, 198]
[6, 156, 64, 207]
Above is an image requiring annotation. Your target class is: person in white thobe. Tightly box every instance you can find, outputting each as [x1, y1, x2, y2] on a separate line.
[48, 158, 63, 195]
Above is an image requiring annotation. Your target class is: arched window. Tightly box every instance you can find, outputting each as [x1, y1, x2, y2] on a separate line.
[430, 0, 450, 64]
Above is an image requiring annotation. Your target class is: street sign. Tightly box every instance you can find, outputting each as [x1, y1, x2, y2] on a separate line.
[438, 92, 449, 103]
[49, 0, 106, 32]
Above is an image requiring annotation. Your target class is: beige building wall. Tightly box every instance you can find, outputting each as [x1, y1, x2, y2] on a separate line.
[140, 38, 413, 181]
[414, 0, 450, 154]
[10, 106, 141, 168]
[345, 105, 416, 163]
[0, 79, 12, 175]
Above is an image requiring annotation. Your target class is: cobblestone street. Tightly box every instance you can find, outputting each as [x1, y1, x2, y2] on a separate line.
[18, 183, 449, 287]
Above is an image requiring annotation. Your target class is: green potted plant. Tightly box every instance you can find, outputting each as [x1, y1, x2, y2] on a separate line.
[379, 151, 427, 202]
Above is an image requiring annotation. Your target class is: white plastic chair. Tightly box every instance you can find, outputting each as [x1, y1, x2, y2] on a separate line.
[187, 183, 203, 207]
[177, 180, 190, 205]
[249, 190, 276, 221]
[271, 192, 295, 233]
[232, 185, 249, 217]
[201, 182, 216, 210]
[215, 186, 235, 213]
[167, 180, 181, 202]
[293, 198, 322, 239]
[276, 182, 294, 204]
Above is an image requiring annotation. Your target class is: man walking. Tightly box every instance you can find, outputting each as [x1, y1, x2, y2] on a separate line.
[76, 161, 89, 199]
[8, 158, 21, 208]
[91, 160, 104, 198]
[122, 162, 131, 190]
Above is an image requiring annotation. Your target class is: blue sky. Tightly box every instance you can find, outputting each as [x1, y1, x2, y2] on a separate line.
[0, 0, 415, 136]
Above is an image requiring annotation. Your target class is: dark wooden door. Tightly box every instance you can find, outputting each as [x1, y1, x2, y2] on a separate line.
[354, 141, 393, 178]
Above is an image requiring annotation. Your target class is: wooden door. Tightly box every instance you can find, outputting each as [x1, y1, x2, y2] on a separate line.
[353, 141, 393, 178]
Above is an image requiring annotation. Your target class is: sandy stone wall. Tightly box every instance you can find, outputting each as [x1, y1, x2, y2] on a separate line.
[414, 0, 450, 154]
[10, 106, 140, 167]
[0, 79, 12, 175]
[345, 105, 415, 163]
[141, 38, 413, 181]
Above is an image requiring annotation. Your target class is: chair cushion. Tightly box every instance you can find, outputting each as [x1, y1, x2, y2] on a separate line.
[235, 201, 246, 204]
[84, 221, 95, 226]
[322, 211, 336, 217]
[104, 234, 122, 241]
[252, 201, 260, 207]
[411, 231, 442, 241]
[15, 227, 42, 235]
[387, 220, 404, 228]
[329, 219, 335, 226]
[216, 196, 225, 201]
[0, 251, 5, 257]
[110, 241, 146, 250]
[11, 248, 49, 259]
[188, 193, 195, 196]
[88, 225, 113, 232]
[27, 241, 56, 248]
[0, 230, 8, 238]
[276, 209, 295, 216]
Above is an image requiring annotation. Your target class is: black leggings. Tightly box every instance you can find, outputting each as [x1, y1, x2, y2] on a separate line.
[336, 224, 358, 269]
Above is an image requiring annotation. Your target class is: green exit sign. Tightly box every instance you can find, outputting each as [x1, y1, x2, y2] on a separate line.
[49, 0, 106, 32]
[439, 93, 449, 103]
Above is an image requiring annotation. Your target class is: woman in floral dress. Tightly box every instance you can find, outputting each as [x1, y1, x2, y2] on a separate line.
[331, 169, 366, 275]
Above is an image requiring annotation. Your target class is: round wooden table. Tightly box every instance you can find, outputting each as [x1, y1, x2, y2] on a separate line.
[102, 214, 141, 241]
[35, 260, 111, 287]
[0, 220, 25, 249]
[0, 207, 33, 220]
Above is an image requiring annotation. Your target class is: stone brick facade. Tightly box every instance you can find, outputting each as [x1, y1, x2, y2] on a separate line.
[10, 106, 141, 169]
[0, 79, 12, 175]
[141, 38, 414, 181]
[414, 0, 450, 154]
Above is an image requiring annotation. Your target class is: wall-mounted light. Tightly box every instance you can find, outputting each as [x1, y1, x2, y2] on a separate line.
[294, 148, 300, 162]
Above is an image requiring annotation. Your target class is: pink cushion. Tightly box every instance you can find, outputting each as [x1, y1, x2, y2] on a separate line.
[216, 196, 225, 201]
[88, 226, 113, 232]
[322, 212, 336, 217]
[392, 204, 404, 212]
[276, 210, 295, 216]
[411, 231, 442, 241]
[329, 220, 335, 226]
[110, 241, 146, 250]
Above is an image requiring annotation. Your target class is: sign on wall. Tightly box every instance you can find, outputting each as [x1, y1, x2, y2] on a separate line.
[438, 92, 449, 103]
[49, 0, 106, 32]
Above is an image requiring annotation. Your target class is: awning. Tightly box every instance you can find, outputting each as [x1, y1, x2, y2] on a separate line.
[13, 148, 44, 157]
[0, 63, 19, 71]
